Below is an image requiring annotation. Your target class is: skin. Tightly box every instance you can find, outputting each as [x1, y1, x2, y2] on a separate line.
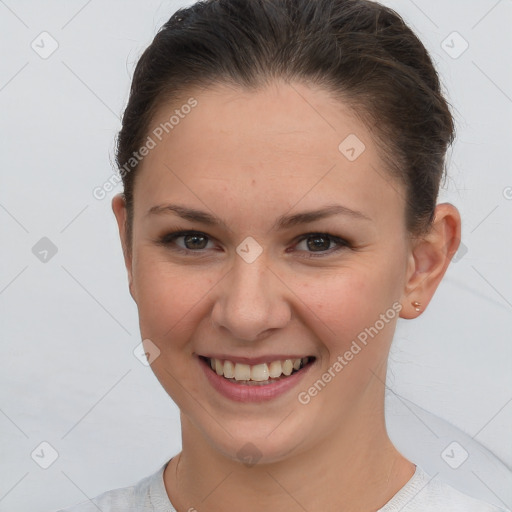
[112, 80, 461, 512]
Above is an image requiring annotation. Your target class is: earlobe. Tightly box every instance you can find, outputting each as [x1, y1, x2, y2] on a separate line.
[111, 193, 135, 298]
[399, 203, 461, 319]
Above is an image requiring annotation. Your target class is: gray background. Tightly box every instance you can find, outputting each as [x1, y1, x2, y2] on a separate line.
[0, 0, 511, 510]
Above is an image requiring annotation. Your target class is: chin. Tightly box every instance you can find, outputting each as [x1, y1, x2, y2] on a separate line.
[193, 409, 316, 467]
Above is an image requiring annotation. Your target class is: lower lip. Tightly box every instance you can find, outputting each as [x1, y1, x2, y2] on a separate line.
[198, 357, 314, 403]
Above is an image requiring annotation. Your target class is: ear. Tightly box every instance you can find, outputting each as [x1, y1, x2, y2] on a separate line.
[399, 203, 461, 319]
[112, 193, 135, 300]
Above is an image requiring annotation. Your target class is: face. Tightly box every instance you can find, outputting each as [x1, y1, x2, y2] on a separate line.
[115, 81, 416, 464]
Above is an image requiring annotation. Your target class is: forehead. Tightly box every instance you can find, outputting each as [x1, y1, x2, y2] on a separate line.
[133, 81, 405, 228]
[150, 81, 366, 160]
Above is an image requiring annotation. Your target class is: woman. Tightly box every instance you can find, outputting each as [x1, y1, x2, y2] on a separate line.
[57, 0, 509, 510]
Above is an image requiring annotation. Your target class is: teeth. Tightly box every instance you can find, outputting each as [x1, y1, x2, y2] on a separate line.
[206, 357, 309, 382]
[282, 359, 293, 376]
[234, 363, 251, 381]
[268, 360, 283, 378]
[251, 363, 269, 381]
[223, 359, 235, 379]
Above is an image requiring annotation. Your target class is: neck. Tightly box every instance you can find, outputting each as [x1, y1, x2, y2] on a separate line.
[164, 401, 415, 512]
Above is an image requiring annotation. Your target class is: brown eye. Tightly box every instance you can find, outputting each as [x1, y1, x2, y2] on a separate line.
[182, 233, 209, 250]
[158, 230, 215, 253]
[306, 235, 331, 251]
[294, 233, 350, 257]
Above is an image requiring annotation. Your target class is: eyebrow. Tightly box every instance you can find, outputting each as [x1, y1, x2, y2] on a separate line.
[146, 202, 371, 230]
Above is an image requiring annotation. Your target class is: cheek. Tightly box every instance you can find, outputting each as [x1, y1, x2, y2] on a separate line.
[131, 250, 217, 342]
[130, 253, 217, 406]
[288, 262, 405, 389]
[294, 263, 401, 337]
[296, 271, 402, 397]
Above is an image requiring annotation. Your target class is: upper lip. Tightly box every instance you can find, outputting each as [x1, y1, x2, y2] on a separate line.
[198, 354, 314, 365]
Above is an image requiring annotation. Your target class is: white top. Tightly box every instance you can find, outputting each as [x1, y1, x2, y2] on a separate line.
[55, 460, 509, 512]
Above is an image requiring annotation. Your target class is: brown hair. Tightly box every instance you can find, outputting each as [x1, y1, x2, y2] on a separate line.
[115, 0, 454, 248]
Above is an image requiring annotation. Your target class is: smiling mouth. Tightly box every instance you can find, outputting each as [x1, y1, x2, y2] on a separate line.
[200, 356, 315, 385]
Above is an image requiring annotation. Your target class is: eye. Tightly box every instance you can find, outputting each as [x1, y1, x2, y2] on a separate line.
[157, 230, 216, 254]
[293, 233, 350, 257]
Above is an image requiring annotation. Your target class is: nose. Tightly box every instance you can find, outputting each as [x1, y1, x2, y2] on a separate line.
[210, 252, 292, 342]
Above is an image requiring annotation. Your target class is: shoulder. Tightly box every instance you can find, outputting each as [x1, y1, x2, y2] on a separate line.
[55, 485, 139, 512]
[55, 481, 143, 512]
[380, 466, 510, 512]
[53, 461, 173, 512]
[422, 477, 508, 512]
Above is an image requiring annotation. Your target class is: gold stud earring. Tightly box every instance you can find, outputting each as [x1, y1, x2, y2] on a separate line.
[412, 301, 421, 312]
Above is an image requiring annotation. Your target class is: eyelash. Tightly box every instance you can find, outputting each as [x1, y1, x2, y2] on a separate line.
[155, 230, 351, 258]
